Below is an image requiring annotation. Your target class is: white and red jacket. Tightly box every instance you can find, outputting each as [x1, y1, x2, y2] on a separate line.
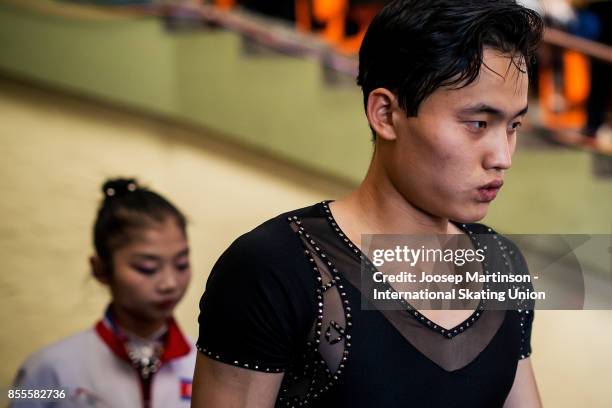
[11, 313, 196, 408]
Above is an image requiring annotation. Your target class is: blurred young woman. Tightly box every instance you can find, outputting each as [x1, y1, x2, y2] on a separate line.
[12, 178, 195, 408]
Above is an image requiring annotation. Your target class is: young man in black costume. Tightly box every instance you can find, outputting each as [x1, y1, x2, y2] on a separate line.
[192, 1, 543, 406]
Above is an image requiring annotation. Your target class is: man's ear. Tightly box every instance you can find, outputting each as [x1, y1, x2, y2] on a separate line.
[90, 255, 110, 285]
[366, 88, 398, 141]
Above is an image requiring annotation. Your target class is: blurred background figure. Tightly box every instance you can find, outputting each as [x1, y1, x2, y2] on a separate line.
[519, 0, 612, 148]
[579, 1, 611, 144]
[10, 178, 195, 408]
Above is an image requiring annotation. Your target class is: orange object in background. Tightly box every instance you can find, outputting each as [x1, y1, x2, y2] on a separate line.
[210, 0, 382, 55]
[297, 0, 382, 54]
[214, 0, 236, 10]
[313, 0, 348, 45]
[338, 3, 381, 54]
[539, 49, 591, 130]
[295, 0, 312, 32]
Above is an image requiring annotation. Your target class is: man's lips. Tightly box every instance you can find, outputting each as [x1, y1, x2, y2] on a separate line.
[477, 179, 504, 202]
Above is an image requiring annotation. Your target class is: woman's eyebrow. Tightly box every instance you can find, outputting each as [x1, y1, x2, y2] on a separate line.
[458, 103, 529, 119]
[131, 253, 162, 261]
[130, 248, 189, 261]
[173, 248, 190, 259]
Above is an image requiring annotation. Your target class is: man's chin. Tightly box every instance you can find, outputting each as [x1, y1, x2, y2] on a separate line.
[452, 203, 489, 225]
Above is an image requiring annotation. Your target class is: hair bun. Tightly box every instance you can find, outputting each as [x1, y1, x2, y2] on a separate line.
[102, 178, 139, 199]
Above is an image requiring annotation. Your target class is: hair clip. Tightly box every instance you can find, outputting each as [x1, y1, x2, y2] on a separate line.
[105, 188, 116, 197]
[127, 183, 137, 192]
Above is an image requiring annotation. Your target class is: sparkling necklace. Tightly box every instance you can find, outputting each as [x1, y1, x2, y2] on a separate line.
[125, 340, 164, 380]
[123, 326, 167, 380]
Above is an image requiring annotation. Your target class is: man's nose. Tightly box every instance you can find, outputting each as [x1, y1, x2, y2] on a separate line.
[484, 128, 513, 171]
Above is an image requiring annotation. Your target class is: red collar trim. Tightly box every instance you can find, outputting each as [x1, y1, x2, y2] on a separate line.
[95, 317, 191, 364]
[161, 318, 191, 363]
[95, 320, 129, 361]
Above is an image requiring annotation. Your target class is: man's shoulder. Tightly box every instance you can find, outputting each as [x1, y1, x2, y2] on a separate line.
[203, 204, 321, 313]
[227, 203, 321, 259]
[207, 203, 323, 287]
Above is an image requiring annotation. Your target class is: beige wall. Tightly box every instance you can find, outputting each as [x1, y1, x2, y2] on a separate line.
[0, 78, 351, 387]
[1, 78, 611, 407]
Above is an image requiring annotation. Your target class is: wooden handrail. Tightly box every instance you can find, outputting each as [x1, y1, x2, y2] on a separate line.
[544, 27, 612, 64]
[2, 0, 611, 68]
[0, 0, 158, 20]
[2, 0, 610, 155]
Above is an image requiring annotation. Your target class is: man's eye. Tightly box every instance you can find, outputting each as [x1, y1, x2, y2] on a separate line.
[466, 121, 487, 130]
[509, 122, 522, 131]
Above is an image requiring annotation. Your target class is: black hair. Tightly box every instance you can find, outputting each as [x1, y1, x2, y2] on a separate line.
[357, 0, 543, 125]
[93, 178, 187, 266]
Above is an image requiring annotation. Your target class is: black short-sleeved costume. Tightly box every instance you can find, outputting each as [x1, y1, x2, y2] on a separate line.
[197, 202, 534, 407]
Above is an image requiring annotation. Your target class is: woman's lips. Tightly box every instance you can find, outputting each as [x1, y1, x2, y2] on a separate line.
[477, 180, 503, 202]
[154, 299, 178, 310]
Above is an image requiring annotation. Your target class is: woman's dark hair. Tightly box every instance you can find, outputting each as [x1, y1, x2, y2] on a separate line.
[93, 178, 187, 265]
[357, 0, 544, 120]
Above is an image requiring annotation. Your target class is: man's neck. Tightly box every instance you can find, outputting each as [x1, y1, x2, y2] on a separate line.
[330, 158, 461, 246]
